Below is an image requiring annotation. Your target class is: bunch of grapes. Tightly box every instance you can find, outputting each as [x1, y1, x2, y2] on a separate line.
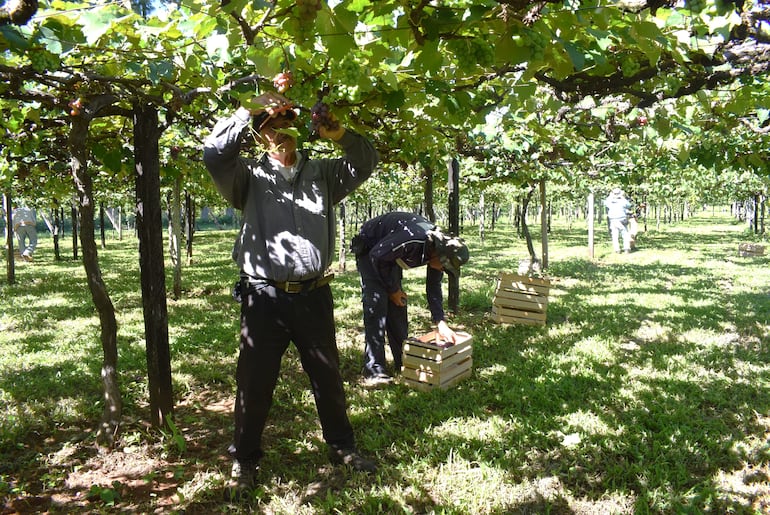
[287, 74, 316, 107]
[620, 56, 640, 77]
[527, 29, 548, 61]
[448, 38, 495, 71]
[309, 101, 339, 139]
[473, 40, 495, 69]
[28, 49, 60, 73]
[294, 0, 323, 41]
[273, 71, 294, 93]
[685, 0, 705, 13]
[329, 58, 367, 103]
[334, 57, 362, 86]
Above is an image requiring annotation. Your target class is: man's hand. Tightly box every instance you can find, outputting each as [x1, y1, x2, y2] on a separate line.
[436, 320, 458, 344]
[389, 290, 407, 307]
[311, 102, 345, 141]
[318, 115, 345, 141]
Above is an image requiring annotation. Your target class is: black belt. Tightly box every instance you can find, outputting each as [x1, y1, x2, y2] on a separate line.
[256, 274, 334, 294]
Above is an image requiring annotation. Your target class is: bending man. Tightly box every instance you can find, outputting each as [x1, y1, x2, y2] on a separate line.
[352, 212, 469, 384]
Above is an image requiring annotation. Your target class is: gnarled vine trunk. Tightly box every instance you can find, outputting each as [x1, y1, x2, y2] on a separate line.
[69, 114, 121, 447]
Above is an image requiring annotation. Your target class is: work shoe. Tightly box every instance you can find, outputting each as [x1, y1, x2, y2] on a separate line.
[363, 367, 393, 386]
[364, 372, 393, 386]
[224, 460, 259, 501]
[329, 447, 378, 473]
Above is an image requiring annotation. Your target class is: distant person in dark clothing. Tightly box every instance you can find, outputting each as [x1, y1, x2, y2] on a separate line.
[351, 212, 469, 384]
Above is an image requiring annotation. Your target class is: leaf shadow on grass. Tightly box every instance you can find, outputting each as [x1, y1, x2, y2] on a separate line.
[3, 217, 770, 513]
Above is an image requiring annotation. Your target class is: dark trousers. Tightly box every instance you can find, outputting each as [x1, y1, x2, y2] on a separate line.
[356, 254, 408, 376]
[229, 282, 355, 464]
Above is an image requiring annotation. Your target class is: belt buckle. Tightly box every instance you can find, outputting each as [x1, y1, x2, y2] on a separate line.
[285, 281, 304, 294]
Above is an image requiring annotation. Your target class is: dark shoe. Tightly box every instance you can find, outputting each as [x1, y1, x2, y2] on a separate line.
[363, 372, 393, 386]
[225, 460, 259, 501]
[329, 447, 378, 473]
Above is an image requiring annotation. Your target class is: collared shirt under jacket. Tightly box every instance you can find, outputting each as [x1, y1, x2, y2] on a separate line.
[203, 107, 379, 282]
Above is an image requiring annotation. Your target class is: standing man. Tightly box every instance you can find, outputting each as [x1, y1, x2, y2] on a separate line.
[12, 205, 37, 261]
[203, 91, 379, 496]
[351, 212, 469, 384]
[604, 188, 632, 254]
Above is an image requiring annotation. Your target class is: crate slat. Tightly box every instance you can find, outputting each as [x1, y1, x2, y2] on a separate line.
[492, 304, 547, 321]
[492, 291, 547, 312]
[491, 313, 547, 326]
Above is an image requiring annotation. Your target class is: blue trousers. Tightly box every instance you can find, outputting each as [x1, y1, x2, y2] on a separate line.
[356, 254, 408, 377]
[230, 281, 355, 464]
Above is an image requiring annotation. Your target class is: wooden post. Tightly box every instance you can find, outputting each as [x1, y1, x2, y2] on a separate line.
[587, 189, 595, 259]
[539, 179, 548, 270]
[99, 202, 106, 248]
[170, 175, 182, 299]
[4, 191, 15, 284]
[479, 190, 485, 245]
[71, 201, 78, 260]
[338, 201, 346, 271]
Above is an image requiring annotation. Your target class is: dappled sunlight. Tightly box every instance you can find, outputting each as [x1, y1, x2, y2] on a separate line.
[558, 409, 618, 437]
[571, 336, 616, 361]
[633, 319, 672, 343]
[474, 363, 507, 379]
[677, 327, 738, 347]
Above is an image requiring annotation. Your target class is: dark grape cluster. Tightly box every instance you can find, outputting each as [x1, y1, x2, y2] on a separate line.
[309, 101, 339, 139]
[28, 49, 60, 73]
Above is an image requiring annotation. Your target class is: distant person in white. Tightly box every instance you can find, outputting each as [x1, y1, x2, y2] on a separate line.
[12, 205, 37, 261]
[604, 188, 632, 254]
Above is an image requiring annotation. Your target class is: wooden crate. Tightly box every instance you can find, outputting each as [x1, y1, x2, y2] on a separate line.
[491, 272, 550, 326]
[738, 243, 766, 257]
[401, 330, 472, 391]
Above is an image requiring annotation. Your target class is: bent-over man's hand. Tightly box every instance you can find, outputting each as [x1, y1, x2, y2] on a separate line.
[389, 290, 407, 307]
[436, 320, 458, 344]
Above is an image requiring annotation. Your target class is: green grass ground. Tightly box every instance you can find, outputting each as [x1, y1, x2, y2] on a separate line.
[1, 209, 769, 514]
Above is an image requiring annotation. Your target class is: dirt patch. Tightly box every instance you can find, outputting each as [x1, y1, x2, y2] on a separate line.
[2, 391, 233, 514]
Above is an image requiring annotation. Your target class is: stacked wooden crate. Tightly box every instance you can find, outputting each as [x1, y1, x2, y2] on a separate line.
[738, 243, 766, 257]
[401, 330, 472, 391]
[491, 272, 550, 326]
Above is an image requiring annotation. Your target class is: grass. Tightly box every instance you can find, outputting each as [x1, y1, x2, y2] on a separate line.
[1, 209, 769, 514]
